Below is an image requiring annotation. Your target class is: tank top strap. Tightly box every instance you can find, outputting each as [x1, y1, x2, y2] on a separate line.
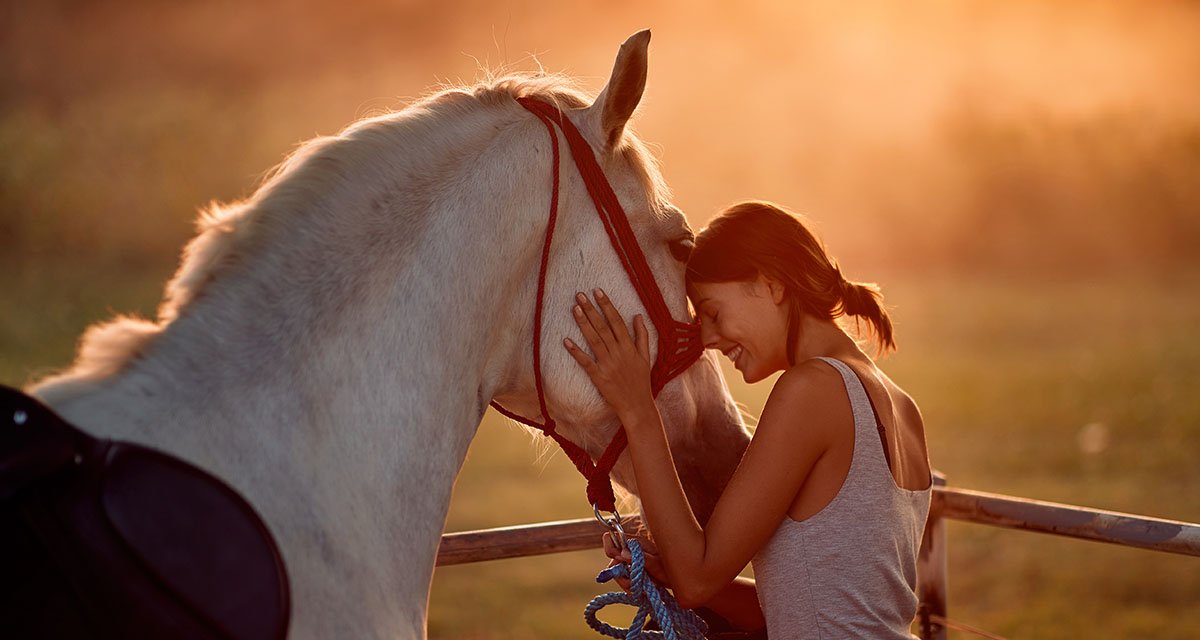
[811, 356, 892, 486]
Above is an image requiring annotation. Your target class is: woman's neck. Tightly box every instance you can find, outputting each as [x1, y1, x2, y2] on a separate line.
[788, 315, 871, 368]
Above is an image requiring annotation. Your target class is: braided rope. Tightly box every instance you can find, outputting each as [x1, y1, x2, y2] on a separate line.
[584, 539, 708, 640]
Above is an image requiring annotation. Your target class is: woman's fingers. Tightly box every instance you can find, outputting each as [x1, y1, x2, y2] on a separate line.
[574, 292, 616, 350]
[593, 289, 633, 346]
[563, 338, 597, 372]
[572, 300, 610, 357]
[602, 532, 618, 557]
[602, 532, 633, 562]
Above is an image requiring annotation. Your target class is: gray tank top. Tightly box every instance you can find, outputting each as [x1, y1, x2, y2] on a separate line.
[751, 357, 931, 639]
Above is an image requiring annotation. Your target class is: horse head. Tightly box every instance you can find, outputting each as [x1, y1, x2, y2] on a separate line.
[490, 31, 750, 524]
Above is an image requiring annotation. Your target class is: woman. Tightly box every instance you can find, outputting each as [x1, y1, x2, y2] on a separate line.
[562, 201, 933, 638]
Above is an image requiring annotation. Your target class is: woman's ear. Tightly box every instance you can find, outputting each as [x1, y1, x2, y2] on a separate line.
[761, 273, 787, 305]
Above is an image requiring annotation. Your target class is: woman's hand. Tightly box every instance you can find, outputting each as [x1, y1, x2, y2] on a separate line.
[602, 532, 634, 592]
[603, 531, 634, 565]
[603, 531, 673, 590]
[563, 289, 655, 422]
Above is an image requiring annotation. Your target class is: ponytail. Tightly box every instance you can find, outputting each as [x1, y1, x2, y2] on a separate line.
[839, 278, 895, 355]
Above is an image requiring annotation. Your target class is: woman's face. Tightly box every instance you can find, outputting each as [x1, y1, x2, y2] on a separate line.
[689, 274, 791, 383]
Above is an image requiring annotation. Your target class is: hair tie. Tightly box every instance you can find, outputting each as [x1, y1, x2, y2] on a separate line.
[840, 278, 862, 316]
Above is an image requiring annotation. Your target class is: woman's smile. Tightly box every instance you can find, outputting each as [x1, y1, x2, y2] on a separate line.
[723, 344, 745, 369]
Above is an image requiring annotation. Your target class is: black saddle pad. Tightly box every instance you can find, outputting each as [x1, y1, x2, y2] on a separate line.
[0, 385, 290, 640]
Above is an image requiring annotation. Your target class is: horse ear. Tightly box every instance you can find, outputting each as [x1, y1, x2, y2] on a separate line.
[586, 29, 651, 150]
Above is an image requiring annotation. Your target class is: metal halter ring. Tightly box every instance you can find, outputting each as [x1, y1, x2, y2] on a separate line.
[593, 503, 627, 552]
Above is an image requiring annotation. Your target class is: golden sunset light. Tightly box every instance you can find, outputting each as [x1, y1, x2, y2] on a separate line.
[3, 2, 1197, 638]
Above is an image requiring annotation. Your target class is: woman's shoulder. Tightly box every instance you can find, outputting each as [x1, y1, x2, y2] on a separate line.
[771, 355, 920, 432]
[759, 359, 852, 436]
[773, 358, 845, 399]
[750, 360, 852, 463]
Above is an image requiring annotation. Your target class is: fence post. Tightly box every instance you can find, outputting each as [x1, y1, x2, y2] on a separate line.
[917, 471, 948, 640]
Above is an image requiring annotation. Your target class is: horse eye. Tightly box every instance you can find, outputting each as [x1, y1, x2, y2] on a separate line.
[669, 237, 694, 262]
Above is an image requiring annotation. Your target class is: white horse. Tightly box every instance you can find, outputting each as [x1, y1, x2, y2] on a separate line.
[28, 31, 749, 639]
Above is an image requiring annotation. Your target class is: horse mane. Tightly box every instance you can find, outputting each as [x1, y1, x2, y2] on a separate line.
[38, 72, 670, 389]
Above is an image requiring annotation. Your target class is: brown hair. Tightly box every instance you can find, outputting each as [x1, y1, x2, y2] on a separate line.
[686, 201, 895, 361]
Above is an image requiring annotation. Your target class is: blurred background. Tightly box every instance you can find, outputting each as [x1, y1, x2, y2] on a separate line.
[2, 0, 1198, 637]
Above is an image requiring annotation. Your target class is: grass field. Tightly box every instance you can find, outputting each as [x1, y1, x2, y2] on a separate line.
[4, 267, 1197, 639]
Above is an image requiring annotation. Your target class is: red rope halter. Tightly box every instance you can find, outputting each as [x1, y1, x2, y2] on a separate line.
[489, 97, 704, 512]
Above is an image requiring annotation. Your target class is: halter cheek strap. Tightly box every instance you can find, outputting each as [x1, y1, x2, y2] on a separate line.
[489, 97, 703, 512]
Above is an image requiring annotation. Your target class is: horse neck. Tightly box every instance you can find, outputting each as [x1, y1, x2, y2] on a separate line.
[37, 102, 550, 635]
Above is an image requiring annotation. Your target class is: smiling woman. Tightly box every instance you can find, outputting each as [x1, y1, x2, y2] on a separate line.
[565, 200, 931, 639]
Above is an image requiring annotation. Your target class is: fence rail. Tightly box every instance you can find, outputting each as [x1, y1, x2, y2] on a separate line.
[436, 481, 1200, 640]
[437, 485, 1200, 566]
[931, 485, 1200, 557]
[437, 516, 633, 566]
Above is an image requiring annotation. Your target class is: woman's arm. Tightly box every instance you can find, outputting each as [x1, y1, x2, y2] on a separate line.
[617, 371, 838, 607]
[604, 534, 764, 631]
[565, 290, 844, 608]
[705, 577, 765, 632]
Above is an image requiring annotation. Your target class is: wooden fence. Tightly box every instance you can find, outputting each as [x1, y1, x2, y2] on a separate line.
[437, 474, 1200, 639]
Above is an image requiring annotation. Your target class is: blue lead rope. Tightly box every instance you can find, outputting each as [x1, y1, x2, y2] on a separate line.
[584, 538, 709, 640]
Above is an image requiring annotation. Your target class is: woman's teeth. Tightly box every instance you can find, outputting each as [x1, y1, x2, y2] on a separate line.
[727, 345, 743, 365]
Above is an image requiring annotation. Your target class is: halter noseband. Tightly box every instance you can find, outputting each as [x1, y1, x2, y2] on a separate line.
[489, 97, 704, 512]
